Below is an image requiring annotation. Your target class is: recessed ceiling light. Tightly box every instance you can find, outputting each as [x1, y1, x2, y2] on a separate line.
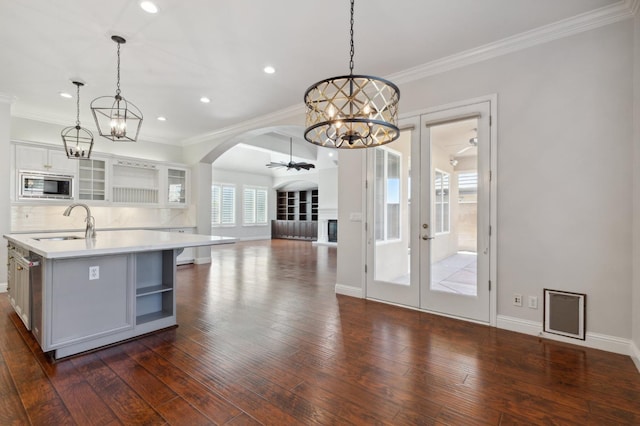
[328, 152, 334, 157]
[59, 92, 73, 99]
[140, 1, 158, 14]
[157, 116, 166, 121]
[263, 66, 275, 74]
[200, 97, 211, 103]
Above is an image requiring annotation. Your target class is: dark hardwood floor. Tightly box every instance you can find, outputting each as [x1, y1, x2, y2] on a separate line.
[1, 239, 640, 425]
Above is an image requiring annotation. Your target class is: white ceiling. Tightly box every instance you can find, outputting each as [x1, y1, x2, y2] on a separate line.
[0, 0, 620, 150]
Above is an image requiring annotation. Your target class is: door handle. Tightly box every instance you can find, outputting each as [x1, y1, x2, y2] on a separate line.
[422, 235, 434, 240]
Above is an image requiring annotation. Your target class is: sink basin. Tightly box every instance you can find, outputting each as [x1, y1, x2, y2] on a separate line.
[34, 236, 84, 241]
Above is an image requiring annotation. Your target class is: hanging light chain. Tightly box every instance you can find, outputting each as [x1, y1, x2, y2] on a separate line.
[349, 0, 355, 75]
[75, 83, 81, 126]
[116, 40, 121, 96]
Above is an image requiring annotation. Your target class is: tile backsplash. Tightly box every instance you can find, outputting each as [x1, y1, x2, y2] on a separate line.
[11, 205, 196, 233]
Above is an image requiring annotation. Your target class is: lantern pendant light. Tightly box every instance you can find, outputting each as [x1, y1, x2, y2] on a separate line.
[90, 35, 143, 142]
[61, 81, 94, 159]
[303, 0, 400, 149]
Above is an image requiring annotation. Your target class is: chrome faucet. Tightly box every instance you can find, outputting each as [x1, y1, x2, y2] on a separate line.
[63, 203, 97, 239]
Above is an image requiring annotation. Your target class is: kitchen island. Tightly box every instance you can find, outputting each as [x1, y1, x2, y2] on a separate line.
[4, 230, 234, 360]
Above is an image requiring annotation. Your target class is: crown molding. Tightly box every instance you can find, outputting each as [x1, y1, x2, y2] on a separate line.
[181, 104, 302, 146]
[389, 0, 637, 85]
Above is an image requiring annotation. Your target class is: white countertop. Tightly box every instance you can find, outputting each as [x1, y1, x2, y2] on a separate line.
[4, 230, 235, 259]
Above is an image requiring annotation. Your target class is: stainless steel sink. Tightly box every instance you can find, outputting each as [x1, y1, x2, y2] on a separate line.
[33, 236, 84, 241]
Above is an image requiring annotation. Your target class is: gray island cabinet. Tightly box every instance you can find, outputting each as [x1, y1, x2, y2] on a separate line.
[4, 230, 233, 360]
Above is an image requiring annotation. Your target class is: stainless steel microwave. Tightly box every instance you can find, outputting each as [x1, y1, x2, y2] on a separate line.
[19, 171, 74, 200]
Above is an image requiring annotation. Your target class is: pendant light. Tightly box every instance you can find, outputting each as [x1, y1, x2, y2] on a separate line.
[90, 35, 143, 142]
[61, 81, 94, 159]
[303, 0, 400, 149]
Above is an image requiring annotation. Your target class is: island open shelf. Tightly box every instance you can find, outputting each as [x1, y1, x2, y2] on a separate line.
[135, 250, 175, 325]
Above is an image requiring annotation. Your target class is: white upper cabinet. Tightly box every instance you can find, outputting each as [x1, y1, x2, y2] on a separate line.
[78, 157, 109, 202]
[166, 167, 188, 206]
[15, 144, 77, 175]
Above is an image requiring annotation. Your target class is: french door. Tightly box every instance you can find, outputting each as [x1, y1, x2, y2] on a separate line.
[366, 100, 494, 323]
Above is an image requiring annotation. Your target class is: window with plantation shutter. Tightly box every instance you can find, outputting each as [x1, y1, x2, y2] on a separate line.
[212, 184, 236, 226]
[244, 186, 268, 225]
[374, 148, 401, 242]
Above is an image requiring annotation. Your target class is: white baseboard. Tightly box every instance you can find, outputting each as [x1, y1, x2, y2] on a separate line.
[631, 341, 640, 374]
[497, 315, 633, 356]
[335, 283, 363, 298]
[0, 282, 6, 293]
[312, 241, 337, 247]
[194, 257, 212, 265]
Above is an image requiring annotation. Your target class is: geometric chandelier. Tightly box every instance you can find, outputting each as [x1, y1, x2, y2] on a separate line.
[61, 81, 94, 159]
[303, 0, 400, 149]
[90, 35, 143, 142]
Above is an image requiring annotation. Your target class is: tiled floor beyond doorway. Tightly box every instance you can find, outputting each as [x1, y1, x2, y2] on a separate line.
[431, 252, 477, 296]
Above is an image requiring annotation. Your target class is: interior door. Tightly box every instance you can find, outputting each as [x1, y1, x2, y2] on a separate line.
[419, 101, 491, 322]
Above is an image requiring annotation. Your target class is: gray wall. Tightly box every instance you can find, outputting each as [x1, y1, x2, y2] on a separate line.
[633, 10, 640, 360]
[338, 20, 634, 339]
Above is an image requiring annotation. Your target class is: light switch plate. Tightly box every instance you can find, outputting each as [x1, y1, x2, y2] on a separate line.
[89, 265, 99, 280]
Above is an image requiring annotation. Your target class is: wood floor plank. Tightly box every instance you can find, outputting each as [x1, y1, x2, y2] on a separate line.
[1, 240, 640, 425]
[70, 353, 166, 425]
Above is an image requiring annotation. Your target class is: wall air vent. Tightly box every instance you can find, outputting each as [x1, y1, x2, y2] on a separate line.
[543, 289, 586, 340]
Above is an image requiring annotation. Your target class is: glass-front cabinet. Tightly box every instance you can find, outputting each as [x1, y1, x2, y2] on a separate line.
[166, 167, 187, 206]
[78, 157, 108, 201]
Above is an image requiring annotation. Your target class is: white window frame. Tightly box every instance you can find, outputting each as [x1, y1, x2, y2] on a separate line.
[374, 147, 402, 243]
[434, 169, 450, 235]
[243, 185, 268, 226]
[212, 183, 236, 227]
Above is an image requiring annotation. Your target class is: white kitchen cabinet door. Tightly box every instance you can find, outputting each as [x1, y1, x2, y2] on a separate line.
[49, 254, 132, 347]
[15, 144, 77, 174]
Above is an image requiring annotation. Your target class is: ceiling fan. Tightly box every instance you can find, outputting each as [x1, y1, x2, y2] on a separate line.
[456, 130, 478, 155]
[266, 138, 315, 171]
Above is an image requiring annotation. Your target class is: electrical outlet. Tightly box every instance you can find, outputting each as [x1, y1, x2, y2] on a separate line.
[528, 295, 538, 309]
[513, 294, 522, 307]
[89, 265, 99, 280]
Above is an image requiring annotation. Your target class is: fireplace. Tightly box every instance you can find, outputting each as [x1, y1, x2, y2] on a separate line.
[328, 220, 337, 243]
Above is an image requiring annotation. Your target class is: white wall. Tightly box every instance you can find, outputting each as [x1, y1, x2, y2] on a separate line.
[338, 20, 634, 339]
[211, 168, 274, 240]
[0, 97, 11, 287]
